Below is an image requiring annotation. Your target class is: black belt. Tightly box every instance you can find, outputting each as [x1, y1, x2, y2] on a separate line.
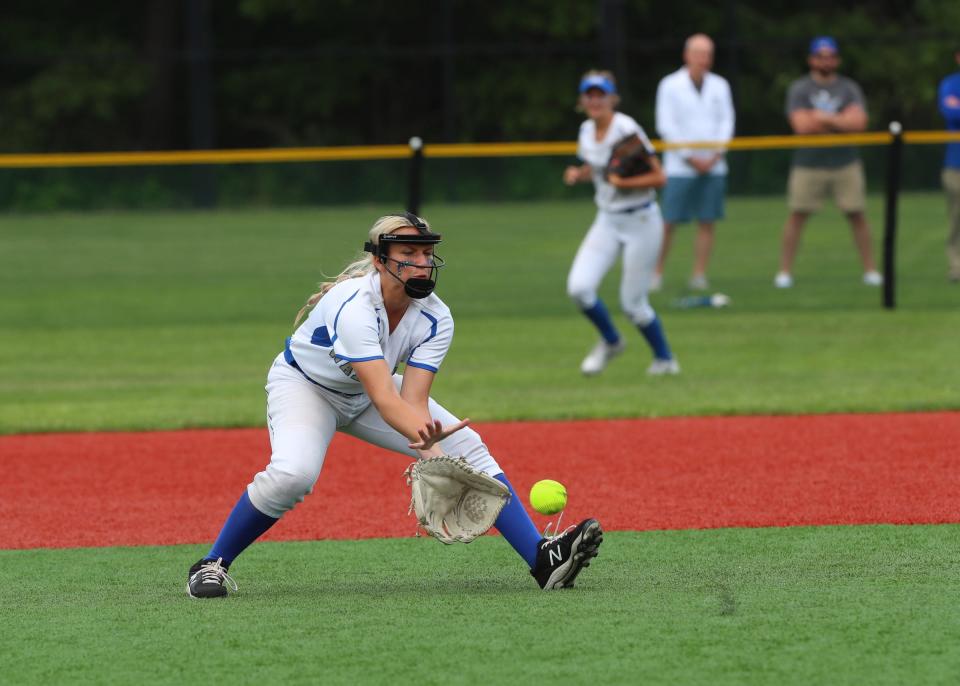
[609, 200, 654, 214]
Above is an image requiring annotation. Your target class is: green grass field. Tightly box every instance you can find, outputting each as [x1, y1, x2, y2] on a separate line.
[3, 527, 959, 685]
[1, 194, 958, 433]
[2, 195, 959, 684]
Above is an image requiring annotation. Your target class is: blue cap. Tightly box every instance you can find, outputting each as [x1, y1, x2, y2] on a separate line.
[809, 36, 838, 55]
[579, 74, 616, 95]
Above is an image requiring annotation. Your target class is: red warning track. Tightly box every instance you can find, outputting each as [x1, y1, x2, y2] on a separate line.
[2, 412, 959, 550]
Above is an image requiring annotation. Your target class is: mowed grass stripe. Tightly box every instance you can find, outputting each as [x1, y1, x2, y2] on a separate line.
[1, 195, 958, 434]
[2, 526, 958, 685]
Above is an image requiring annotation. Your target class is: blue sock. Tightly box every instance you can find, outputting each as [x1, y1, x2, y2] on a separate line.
[639, 315, 673, 360]
[206, 491, 279, 565]
[580, 299, 620, 344]
[493, 473, 542, 568]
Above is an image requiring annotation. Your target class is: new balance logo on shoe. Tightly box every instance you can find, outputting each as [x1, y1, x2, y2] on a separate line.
[531, 519, 603, 590]
[548, 547, 564, 566]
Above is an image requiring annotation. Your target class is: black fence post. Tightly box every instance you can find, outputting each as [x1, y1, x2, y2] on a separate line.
[186, 0, 216, 208]
[882, 121, 903, 309]
[407, 136, 424, 215]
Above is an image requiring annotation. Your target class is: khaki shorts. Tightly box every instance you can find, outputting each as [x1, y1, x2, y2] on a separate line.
[787, 160, 866, 213]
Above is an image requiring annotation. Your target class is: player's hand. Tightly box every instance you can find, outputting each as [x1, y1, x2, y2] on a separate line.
[563, 165, 582, 186]
[408, 418, 471, 453]
[607, 172, 625, 188]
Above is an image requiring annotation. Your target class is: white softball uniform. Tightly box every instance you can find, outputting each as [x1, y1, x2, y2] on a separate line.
[655, 68, 735, 178]
[248, 272, 501, 519]
[567, 112, 663, 326]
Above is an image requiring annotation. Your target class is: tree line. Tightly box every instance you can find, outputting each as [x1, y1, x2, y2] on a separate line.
[1, 0, 958, 155]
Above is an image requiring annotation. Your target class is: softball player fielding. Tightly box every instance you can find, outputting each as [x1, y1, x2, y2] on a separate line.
[187, 213, 603, 597]
[564, 70, 680, 376]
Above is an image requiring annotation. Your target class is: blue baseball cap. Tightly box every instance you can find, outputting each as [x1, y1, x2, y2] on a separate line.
[809, 36, 838, 55]
[579, 74, 617, 95]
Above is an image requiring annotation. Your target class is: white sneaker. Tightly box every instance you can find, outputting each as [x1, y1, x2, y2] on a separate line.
[647, 358, 680, 376]
[580, 339, 626, 376]
[649, 273, 663, 292]
[774, 271, 793, 288]
[863, 270, 883, 286]
[688, 274, 709, 291]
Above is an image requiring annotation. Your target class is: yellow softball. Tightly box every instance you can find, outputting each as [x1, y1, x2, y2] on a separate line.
[529, 479, 568, 515]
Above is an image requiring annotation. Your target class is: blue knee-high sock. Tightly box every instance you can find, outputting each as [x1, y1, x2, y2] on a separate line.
[639, 315, 673, 360]
[493, 473, 542, 568]
[580, 299, 620, 344]
[206, 491, 279, 565]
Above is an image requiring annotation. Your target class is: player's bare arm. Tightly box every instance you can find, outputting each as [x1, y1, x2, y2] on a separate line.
[352, 358, 466, 455]
[400, 364, 471, 454]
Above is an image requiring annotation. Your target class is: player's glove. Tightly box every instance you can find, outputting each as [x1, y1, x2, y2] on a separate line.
[605, 133, 653, 179]
[404, 455, 511, 544]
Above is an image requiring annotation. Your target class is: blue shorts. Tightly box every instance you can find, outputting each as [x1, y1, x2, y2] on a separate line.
[660, 175, 726, 223]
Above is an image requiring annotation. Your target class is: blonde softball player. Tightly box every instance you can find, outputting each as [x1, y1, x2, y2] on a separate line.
[563, 70, 680, 376]
[187, 213, 602, 597]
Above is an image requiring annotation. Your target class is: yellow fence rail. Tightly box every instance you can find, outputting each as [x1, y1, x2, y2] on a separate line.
[0, 130, 959, 169]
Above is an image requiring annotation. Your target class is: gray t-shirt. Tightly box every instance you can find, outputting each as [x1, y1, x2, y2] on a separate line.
[786, 75, 867, 168]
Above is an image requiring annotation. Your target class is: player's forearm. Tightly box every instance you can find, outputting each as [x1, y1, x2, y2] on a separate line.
[372, 393, 432, 443]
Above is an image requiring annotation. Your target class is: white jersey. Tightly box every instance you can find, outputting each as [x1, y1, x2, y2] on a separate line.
[285, 271, 453, 395]
[577, 112, 657, 212]
[655, 67, 735, 178]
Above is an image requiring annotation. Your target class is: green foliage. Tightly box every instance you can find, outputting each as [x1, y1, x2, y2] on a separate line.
[1, 196, 958, 434]
[3, 526, 959, 684]
[2, 1, 960, 154]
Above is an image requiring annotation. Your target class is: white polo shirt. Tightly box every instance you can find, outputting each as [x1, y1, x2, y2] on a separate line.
[577, 112, 657, 212]
[655, 67, 735, 178]
[286, 271, 453, 395]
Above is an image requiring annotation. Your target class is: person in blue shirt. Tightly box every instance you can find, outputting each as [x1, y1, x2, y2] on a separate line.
[939, 47, 960, 282]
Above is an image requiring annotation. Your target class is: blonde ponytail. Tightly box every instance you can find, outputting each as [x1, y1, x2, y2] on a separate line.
[292, 213, 432, 328]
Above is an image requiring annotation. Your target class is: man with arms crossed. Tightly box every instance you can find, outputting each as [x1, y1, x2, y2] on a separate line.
[774, 36, 882, 289]
[654, 33, 735, 292]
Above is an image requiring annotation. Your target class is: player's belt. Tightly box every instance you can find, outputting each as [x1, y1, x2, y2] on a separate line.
[609, 200, 654, 214]
[283, 338, 365, 398]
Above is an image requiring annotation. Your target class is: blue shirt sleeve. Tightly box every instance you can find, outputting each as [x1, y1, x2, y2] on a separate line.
[939, 75, 960, 125]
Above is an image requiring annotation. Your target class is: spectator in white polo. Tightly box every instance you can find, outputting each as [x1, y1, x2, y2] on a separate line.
[653, 33, 735, 292]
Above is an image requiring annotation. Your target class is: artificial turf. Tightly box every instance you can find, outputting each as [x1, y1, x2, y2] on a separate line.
[1, 194, 958, 433]
[2, 526, 959, 685]
[2, 195, 958, 684]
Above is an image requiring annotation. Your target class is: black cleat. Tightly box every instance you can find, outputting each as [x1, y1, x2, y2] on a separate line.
[530, 518, 603, 590]
[186, 557, 237, 599]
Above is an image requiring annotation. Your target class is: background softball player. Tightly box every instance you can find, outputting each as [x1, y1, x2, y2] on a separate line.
[563, 70, 680, 376]
[186, 213, 602, 597]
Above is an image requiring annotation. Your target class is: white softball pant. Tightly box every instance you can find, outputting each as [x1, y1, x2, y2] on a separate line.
[247, 354, 502, 518]
[566, 204, 663, 326]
